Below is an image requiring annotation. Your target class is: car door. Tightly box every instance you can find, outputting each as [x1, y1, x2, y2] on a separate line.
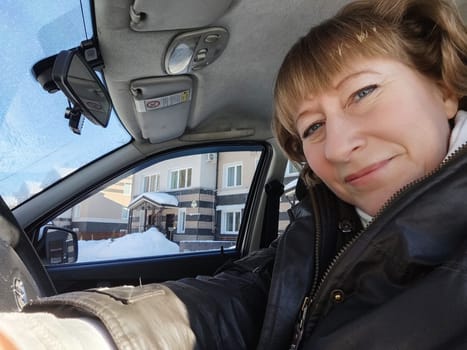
[21, 143, 279, 293]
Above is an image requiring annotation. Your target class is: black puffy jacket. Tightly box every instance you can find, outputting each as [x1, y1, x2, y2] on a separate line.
[26, 147, 467, 350]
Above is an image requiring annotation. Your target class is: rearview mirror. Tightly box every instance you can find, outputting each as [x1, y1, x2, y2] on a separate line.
[52, 49, 112, 132]
[42, 226, 79, 264]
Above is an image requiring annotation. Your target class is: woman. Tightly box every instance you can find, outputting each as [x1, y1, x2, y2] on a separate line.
[269, 0, 467, 348]
[1, 0, 467, 349]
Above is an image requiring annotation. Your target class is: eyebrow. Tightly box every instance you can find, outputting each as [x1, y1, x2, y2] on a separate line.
[295, 69, 380, 120]
[333, 69, 379, 90]
[296, 104, 319, 121]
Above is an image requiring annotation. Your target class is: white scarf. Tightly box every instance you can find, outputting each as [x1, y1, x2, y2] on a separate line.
[357, 110, 467, 227]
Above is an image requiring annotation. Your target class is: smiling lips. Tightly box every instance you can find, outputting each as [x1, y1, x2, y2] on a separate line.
[344, 158, 392, 184]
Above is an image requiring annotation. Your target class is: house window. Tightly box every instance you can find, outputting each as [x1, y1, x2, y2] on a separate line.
[225, 163, 242, 188]
[169, 168, 192, 189]
[121, 207, 129, 220]
[143, 174, 160, 192]
[123, 183, 132, 195]
[285, 160, 300, 177]
[223, 210, 242, 234]
[138, 208, 145, 232]
[177, 208, 186, 233]
[72, 204, 80, 218]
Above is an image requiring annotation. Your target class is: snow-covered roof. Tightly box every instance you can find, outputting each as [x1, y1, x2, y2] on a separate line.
[128, 192, 178, 209]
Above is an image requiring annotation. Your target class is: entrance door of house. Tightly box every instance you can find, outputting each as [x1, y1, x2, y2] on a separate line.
[165, 214, 175, 240]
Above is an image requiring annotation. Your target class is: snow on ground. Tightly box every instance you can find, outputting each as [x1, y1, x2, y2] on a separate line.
[77, 227, 180, 263]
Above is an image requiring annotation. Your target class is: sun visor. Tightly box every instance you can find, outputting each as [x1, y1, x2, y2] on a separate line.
[130, 76, 193, 143]
[130, 0, 233, 31]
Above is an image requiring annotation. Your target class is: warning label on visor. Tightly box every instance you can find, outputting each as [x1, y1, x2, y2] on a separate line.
[135, 90, 191, 112]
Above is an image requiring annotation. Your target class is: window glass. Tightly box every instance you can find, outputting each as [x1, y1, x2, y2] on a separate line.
[73, 205, 80, 218]
[44, 148, 262, 263]
[278, 161, 302, 235]
[143, 174, 160, 192]
[221, 207, 243, 234]
[285, 160, 300, 177]
[186, 168, 192, 188]
[0, 1, 131, 209]
[226, 212, 234, 231]
[225, 211, 240, 233]
[123, 183, 132, 195]
[169, 168, 192, 189]
[177, 208, 186, 233]
[121, 208, 129, 220]
[225, 163, 242, 188]
[227, 168, 235, 186]
[236, 166, 242, 186]
[170, 171, 178, 189]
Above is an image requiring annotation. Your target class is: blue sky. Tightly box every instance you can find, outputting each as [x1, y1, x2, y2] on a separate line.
[0, 1, 130, 206]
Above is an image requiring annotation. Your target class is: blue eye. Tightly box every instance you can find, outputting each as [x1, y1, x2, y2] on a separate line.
[302, 121, 324, 139]
[354, 84, 377, 102]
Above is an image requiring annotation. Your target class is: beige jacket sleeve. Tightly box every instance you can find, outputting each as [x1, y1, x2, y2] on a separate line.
[0, 312, 114, 350]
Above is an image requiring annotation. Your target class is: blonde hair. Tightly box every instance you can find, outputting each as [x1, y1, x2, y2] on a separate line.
[273, 0, 467, 186]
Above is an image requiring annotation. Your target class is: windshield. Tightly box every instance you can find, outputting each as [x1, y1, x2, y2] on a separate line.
[0, 1, 131, 208]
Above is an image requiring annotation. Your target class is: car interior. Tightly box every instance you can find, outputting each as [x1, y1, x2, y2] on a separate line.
[2, 0, 467, 316]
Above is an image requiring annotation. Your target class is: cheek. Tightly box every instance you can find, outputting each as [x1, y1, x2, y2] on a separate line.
[302, 143, 331, 180]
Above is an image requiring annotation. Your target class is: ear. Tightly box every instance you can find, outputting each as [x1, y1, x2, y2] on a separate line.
[439, 85, 459, 120]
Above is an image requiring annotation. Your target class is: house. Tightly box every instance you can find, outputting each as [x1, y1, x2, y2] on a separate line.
[128, 151, 261, 243]
[128, 153, 218, 242]
[70, 177, 133, 240]
[54, 151, 298, 245]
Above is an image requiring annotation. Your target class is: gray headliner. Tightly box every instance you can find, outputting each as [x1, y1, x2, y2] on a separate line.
[95, 0, 351, 145]
[95, 0, 467, 149]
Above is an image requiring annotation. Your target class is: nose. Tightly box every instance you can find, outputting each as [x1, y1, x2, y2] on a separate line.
[323, 111, 366, 163]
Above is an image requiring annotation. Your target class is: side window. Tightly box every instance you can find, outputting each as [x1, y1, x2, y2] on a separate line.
[224, 163, 242, 188]
[46, 149, 262, 263]
[285, 160, 299, 177]
[278, 160, 302, 235]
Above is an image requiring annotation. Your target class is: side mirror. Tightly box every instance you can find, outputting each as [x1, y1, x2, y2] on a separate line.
[52, 49, 112, 133]
[42, 226, 79, 264]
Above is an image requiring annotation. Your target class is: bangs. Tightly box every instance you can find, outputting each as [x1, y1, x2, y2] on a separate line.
[274, 16, 403, 137]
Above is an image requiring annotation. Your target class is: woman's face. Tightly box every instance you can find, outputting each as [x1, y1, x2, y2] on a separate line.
[295, 57, 458, 216]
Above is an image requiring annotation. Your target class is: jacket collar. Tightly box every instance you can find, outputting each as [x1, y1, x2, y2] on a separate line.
[447, 109, 467, 157]
[257, 184, 360, 350]
[309, 147, 467, 326]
